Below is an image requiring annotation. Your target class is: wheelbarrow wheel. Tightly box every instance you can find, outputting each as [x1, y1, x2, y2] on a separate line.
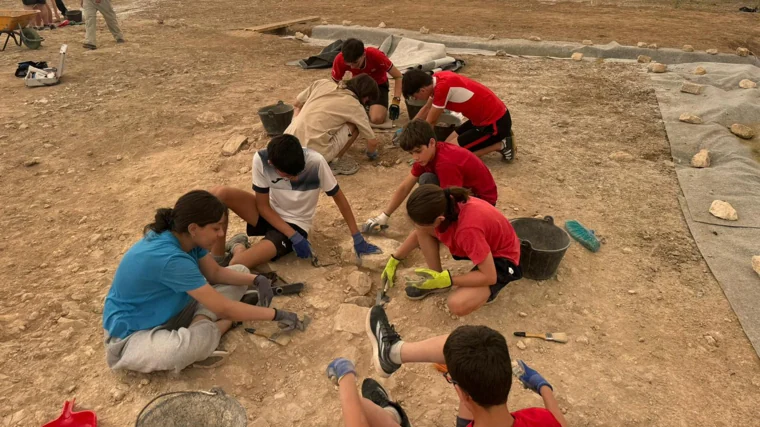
[21, 27, 43, 50]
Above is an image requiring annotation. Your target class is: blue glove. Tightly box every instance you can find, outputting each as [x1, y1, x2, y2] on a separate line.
[517, 360, 552, 394]
[366, 150, 379, 160]
[289, 232, 312, 259]
[353, 232, 382, 257]
[326, 357, 356, 385]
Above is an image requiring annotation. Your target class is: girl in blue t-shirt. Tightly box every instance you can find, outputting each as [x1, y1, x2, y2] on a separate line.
[103, 190, 307, 373]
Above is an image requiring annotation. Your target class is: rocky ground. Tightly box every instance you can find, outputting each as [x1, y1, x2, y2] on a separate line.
[1, 0, 759, 426]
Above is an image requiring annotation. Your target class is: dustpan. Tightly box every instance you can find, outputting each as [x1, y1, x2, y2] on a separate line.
[42, 399, 97, 427]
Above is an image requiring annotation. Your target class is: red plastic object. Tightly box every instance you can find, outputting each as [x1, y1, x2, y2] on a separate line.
[58, 20, 70, 27]
[42, 399, 97, 427]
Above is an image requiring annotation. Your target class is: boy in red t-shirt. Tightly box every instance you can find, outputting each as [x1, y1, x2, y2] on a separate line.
[402, 69, 515, 162]
[362, 120, 498, 233]
[325, 318, 567, 427]
[381, 185, 521, 315]
[332, 38, 404, 125]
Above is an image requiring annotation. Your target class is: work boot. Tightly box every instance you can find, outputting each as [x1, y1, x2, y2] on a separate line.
[366, 305, 402, 377]
[82, 43, 96, 50]
[362, 378, 412, 427]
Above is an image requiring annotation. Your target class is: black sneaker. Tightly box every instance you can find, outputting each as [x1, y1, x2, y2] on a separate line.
[500, 130, 516, 162]
[362, 378, 411, 427]
[366, 305, 402, 378]
[404, 284, 452, 300]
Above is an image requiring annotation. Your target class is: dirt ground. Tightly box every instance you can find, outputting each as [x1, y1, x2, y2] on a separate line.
[1, 0, 760, 426]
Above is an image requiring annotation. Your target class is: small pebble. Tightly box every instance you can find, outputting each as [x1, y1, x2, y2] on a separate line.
[575, 336, 589, 345]
[516, 340, 527, 350]
[628, 290, 637, 295]
[518, 312, 528, 318]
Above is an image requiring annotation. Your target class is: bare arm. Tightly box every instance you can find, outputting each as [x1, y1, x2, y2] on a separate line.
[293, 100, 305, 118]
[425, 106, 445, 127]
[337, 374, 371, 427]
[332, 189, 360, 235]
[366, 138, 379, 153]
[384, 173, 418, 216]
[451, 253, 497, 287]
[198, 255, 258, 286]
[540, 386, 568, 427]
[388, 65, 403, 100]
[187, 285, 276, 321]
[255, 191, 298, 238]
[413, 97, 434, 121]
[393, 229, 420, 260]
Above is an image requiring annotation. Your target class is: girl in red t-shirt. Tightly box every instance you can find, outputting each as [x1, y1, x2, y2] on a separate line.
[382, 185, 522, 316]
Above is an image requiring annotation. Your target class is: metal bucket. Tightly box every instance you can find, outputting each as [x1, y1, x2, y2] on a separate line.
[257, 100, 294, 136]
[510, 216, 570, 280]
[135, 388, 247, 427]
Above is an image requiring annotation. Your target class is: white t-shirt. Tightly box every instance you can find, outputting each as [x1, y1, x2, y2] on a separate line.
[251, 148, 339, 232]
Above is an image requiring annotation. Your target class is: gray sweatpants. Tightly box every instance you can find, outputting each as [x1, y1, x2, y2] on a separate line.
[104, 264, 249, 373]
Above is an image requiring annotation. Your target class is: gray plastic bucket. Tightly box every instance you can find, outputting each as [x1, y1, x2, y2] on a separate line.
[510, 216, 570, 280]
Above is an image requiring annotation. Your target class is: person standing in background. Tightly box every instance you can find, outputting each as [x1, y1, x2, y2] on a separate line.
[82, 0, 124, 50]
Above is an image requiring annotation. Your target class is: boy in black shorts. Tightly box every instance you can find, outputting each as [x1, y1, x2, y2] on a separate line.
[402, 69, 515, 162]
[332, 38, 405, 124]
[357, 307, 568, 427]
[209, 134, 380, 268]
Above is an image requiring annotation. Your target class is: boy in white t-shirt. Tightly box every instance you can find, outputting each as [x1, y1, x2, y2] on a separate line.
[210, 134, 380, 268]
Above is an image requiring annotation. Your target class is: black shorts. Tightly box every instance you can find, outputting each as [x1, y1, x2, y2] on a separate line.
[246, 217, 308, 261]
[23, 0, 45, 5]
[368, 81, 390, 108]
[456, 110, 512, 153]
[453, 255, 522, 301]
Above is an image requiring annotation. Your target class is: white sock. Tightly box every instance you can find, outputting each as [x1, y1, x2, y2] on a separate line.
[383, 406, 402, 424]
[389, 341, 404, 365]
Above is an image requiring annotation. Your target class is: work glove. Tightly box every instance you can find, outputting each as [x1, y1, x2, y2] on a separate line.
[381, 255, 401, 288]
[273, 308, 307, 331]
[353, 232, 382, 257]
[289, 232, 312, 259]
[392, 128, 403, 146]
[252, 275, 274, 308]
[326, 357, 356, 385]
[362, 212, 390, 233]
[406, 268, 452, 290]
[366, 150, 379, 160]
[517, 360, 553, 395]
[389, 99, 401, 121]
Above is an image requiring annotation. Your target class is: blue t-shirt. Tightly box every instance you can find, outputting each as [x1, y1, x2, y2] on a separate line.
[103, 231, 209, 339]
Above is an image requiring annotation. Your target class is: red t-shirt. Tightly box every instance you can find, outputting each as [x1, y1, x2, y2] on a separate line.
[432, 71, 507, 126]
[435, 197, 520, 265]
[466, 407, 561, 427]
[411, 142, 498, 205]
[331, 47, 392, 85]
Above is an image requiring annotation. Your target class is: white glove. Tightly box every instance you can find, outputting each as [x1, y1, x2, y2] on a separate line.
[362, 212, 390, 233]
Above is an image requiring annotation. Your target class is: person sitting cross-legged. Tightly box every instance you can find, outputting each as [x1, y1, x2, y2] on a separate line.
[210, 134, 381, 270]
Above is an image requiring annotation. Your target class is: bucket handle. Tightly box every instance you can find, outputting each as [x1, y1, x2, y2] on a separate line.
[520, 240, 532, 251]
[543, 216, 554, 226]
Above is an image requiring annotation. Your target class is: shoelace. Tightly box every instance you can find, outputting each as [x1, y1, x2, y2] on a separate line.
[381, 322, 401, 343]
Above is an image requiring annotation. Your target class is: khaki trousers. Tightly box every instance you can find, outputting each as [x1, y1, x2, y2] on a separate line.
[83, 0, 124, 46]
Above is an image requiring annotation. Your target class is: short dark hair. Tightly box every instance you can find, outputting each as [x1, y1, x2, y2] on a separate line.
[399, 119, 436, 151]
[267, 134, 305, 176]
[443, 325, 513, 408]
[402, 69, 433, 99]
[345, 74, 379, 106]
[144, 190, 227, 236]
[342, 38, 365, 62]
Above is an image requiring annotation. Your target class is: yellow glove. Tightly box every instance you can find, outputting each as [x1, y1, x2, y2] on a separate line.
[406, 268, 452, 290]
[381, 255, 401, 288]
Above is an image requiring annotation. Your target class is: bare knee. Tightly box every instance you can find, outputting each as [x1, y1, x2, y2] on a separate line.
[447, 298, 476, 317]
[369, 110, 387, 124]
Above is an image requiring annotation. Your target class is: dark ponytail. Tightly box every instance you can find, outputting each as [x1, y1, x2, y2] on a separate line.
[144, 190, 228, 235]
[406, 184, 470, 228]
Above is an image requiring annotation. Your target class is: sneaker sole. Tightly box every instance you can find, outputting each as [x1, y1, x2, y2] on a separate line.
[365, 308, 391, 378]
[404, 286, 451, 300]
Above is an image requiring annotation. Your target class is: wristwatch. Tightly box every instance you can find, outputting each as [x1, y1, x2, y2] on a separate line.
[392, 96, 401, 102]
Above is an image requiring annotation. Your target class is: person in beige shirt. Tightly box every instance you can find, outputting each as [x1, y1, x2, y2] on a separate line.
[285, 75, 381, 164]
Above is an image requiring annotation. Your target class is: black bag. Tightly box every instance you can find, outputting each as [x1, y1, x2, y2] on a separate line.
[297, 39, 343, 69]
[15, 61, 48, 78]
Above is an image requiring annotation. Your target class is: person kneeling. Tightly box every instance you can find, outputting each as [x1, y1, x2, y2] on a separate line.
[102, 190, 306, 373]
[382, 185, 521, 316]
